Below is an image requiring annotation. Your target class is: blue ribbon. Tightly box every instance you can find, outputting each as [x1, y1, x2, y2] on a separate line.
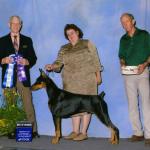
[2, 54, 16, 88]
[2, 54, 27, 88]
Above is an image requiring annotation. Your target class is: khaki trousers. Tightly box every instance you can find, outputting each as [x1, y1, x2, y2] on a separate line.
[16, 79, 37, 132]
[123, 68, 150, 139]
[3, 79, 37, 132]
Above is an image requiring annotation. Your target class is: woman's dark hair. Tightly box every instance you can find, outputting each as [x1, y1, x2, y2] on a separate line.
[64, 24, 83, 40]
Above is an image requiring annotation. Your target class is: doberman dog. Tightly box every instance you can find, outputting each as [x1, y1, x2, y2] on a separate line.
[31, 69, 119, 144]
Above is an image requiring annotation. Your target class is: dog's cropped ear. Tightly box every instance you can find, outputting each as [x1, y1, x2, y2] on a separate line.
[39, 68, 43, 73]
[39, 68, 47, 77]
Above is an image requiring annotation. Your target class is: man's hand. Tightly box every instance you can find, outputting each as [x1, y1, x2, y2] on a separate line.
[17, 57, 29, 66]
[138, 62, 148, 74]
[120, 59, 126, 67]
[1, 57, 13, 64]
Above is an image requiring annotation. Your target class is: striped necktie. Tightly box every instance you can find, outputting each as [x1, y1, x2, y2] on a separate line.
[13, 35, 19, 52]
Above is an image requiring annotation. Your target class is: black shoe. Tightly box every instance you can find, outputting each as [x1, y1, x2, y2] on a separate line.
[145, 139, 150, 146]
[8, 132, 16, 139]
[33, 132, 40, 138]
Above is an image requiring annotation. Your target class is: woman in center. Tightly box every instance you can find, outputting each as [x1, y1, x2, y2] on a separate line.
[45, 24, 103, 141]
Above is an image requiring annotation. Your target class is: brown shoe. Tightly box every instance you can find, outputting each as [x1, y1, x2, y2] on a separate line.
[145, 139, 150, 146]
[73, 133, 88, 141]
[128, 135, 144, 142]
[64, 132, 79, 140]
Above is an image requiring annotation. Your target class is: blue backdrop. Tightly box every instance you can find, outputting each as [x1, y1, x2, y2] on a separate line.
[0, 0, 150, 138]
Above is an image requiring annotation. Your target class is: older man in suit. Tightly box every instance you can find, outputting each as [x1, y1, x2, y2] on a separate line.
[0, 15, 38, 138]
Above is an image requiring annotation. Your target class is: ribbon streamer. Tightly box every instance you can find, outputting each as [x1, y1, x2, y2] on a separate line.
[16, 55, 27, 82]
[2, 54, 27, 88]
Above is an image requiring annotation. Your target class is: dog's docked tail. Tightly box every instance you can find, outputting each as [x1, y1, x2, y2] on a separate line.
[98, 91, 105, 99]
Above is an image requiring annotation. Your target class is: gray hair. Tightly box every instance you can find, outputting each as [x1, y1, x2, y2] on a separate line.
[120, 13, 135, 20]
[120, 13, 136, 25]
[9, 15, 23, 25]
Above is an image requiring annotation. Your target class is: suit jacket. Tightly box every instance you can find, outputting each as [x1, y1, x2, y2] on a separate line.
[0, 33, 37, 87]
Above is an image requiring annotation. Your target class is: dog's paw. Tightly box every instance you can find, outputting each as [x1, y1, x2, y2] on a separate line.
[51, 136, 60, 144]
[109, 128, 119, 144]
[110, 140, 119, 144]
[109, 136, 119, 144]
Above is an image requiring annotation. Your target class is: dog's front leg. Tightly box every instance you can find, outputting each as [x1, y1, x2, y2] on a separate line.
[51, 116, 62, 144]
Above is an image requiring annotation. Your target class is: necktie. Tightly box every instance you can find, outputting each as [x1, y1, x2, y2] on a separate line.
[13, 36, 19, 52]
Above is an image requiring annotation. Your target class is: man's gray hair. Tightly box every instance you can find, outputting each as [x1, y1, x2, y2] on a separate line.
[120, 13, 135, 20]
[120, 13, 136, 25]
[9, 15, 23, 25]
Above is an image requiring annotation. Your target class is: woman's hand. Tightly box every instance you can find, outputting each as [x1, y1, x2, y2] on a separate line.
[45, 64, 55, 71]
[95, 71, 102, 85]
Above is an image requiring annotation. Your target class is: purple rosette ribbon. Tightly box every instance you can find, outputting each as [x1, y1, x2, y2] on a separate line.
[2, 54, 27, 88]
[16, 55, 27, 82]
[17, 64, 27, 82]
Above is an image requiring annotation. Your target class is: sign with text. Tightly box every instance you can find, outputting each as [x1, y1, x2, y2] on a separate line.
[16, 121, 32, 142]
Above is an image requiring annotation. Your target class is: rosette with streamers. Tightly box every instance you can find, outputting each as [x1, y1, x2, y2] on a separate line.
[2, 54, 27, 88]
